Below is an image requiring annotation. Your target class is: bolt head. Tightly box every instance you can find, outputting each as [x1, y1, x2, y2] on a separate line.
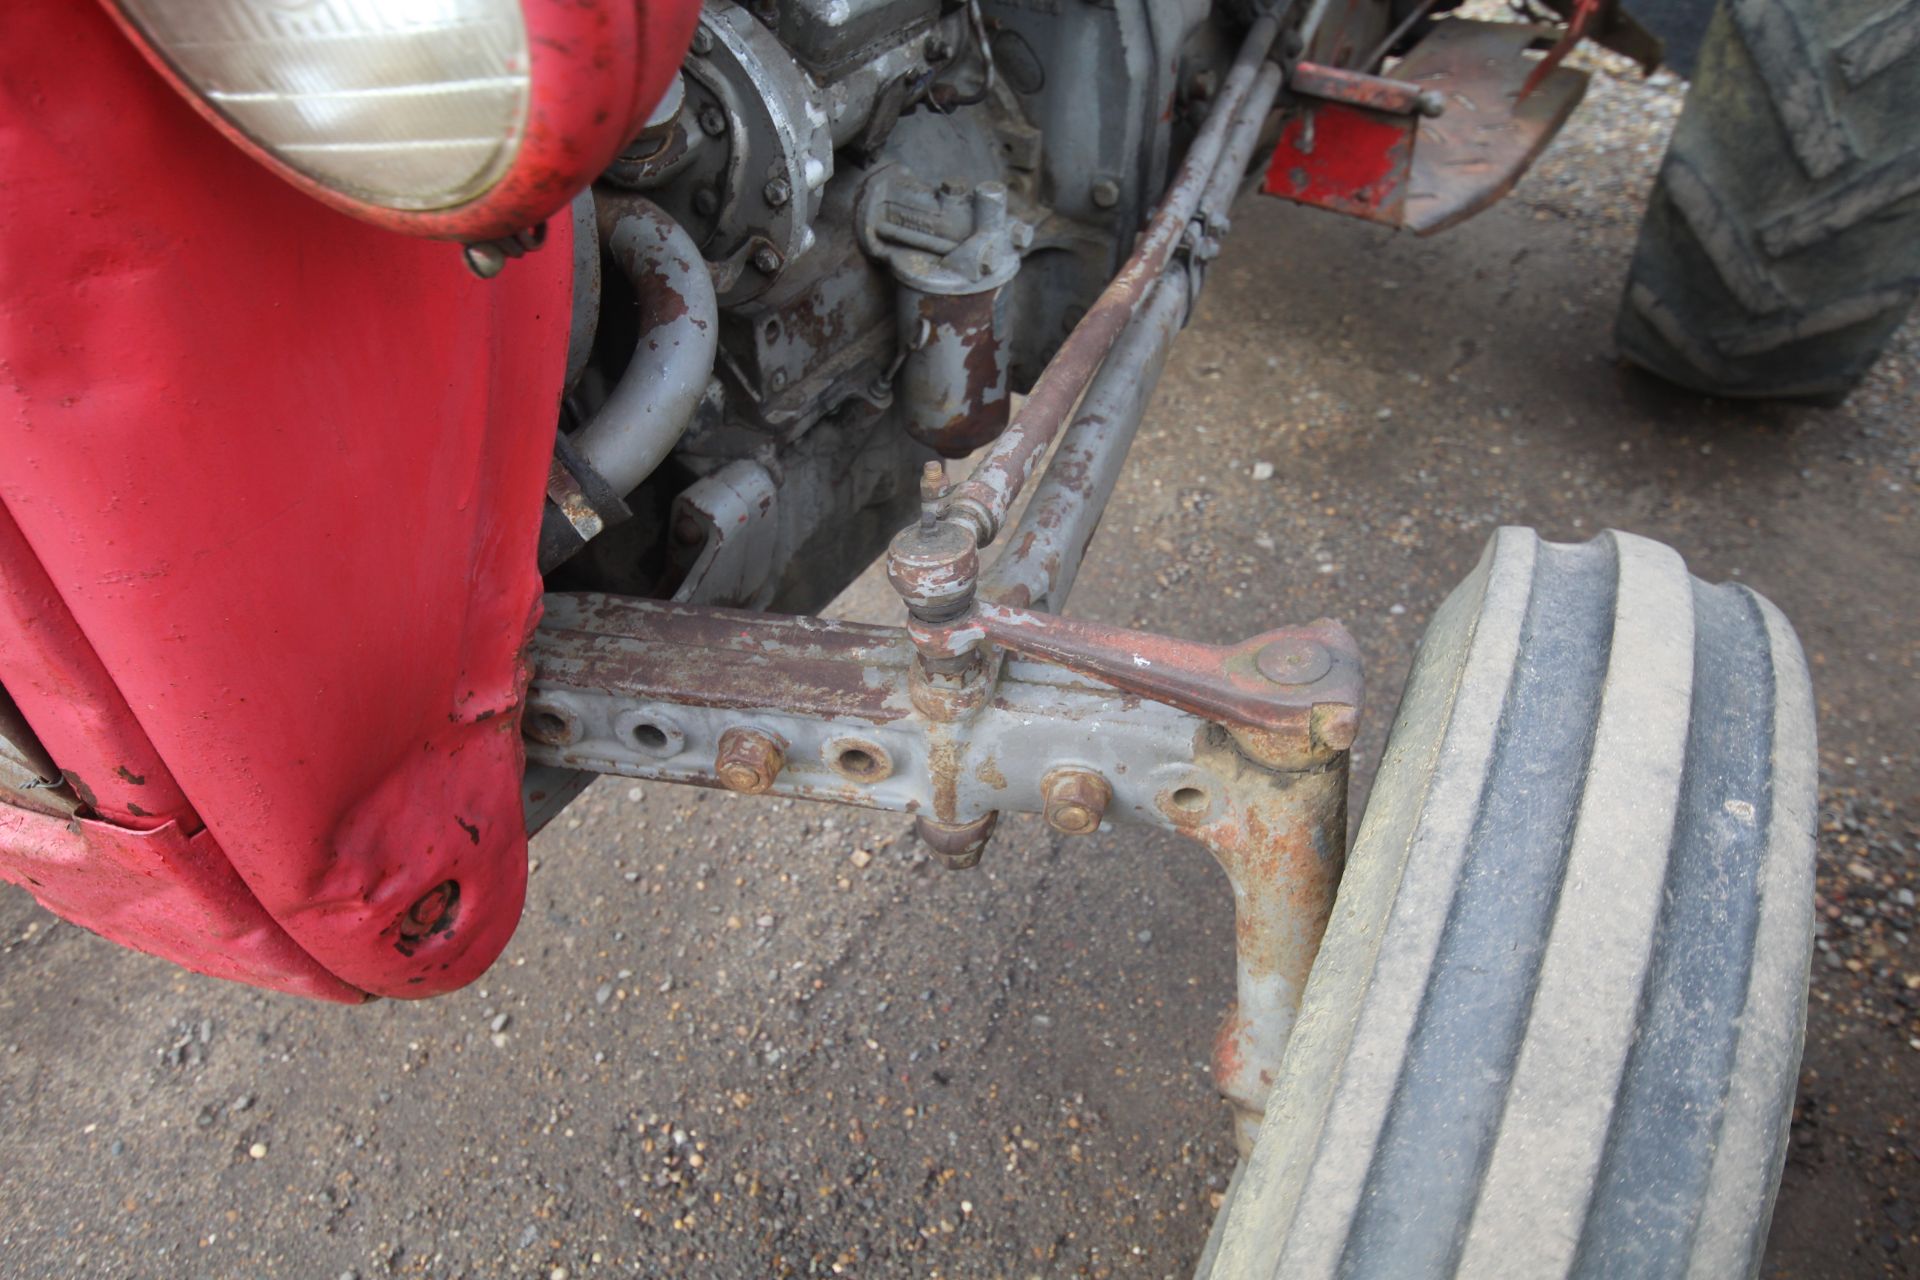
[1254, 636, 1332, 686]
[1089, 178, 1121, 210]
[698, 105, 727, 137]
[462, 242, 507, 279]
[398, 880, 459, 940]
[689, 26, 714, 55]
[1043, 769, 1111, 836]
[752, 245, 783, 274]
[763, 176, 791, 207]
[716, 728, 785, 794]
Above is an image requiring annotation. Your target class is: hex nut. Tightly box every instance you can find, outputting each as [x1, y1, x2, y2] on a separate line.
[698, 105, 728, 137]
[763, 176, 792, 207]
[752, 245, 783, 275]
[716, 728, 785, 794]
[1043, 769, 1111, 836]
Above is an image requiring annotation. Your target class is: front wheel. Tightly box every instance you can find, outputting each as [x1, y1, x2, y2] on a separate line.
[1617, 0, 1920, 401]
[1200, 528, 1817, 1278]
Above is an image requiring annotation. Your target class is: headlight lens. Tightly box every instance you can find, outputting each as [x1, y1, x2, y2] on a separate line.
[113, 0, 531, 212]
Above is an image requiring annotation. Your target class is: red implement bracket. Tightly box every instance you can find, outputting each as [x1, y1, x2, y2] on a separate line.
[1263, 97, 1417, 227]
[1264, 20, 1590, 235]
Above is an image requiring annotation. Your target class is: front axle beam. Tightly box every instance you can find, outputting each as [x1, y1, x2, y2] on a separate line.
[525, 595, 1358, 1152]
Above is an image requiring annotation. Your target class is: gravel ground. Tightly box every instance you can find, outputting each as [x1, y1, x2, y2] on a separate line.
[4, 36, 1918, 1280]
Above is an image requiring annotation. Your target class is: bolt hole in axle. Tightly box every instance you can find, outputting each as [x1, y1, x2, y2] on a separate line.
[616, 710, 686, 759]
[524, 707, 576, 746]
[827, 738, 893, 782]
[1171, 785, 1208, 813]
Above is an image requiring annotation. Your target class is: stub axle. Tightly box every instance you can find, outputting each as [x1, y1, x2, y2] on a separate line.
[525, 594, 1358, 1150]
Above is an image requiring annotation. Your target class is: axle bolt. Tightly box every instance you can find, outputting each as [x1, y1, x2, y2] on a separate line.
[1255, 636, 1332, 686]
[763, 176, 792, 207]
[1043, 769, 1111, 836]
[689, 25, 714, 55]
[1089, 177, 1121, 210]
[752, 245, 783, 275]
[915, 812, 998, 870]
[698, 104, 728, 137]
[716, 727, 785, 794]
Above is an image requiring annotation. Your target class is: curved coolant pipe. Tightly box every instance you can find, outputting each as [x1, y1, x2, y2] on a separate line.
[569, 195, 719, 499]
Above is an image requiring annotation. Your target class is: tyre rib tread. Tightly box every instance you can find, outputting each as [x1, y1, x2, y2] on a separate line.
[1569, 583, 1778, 1278]
[1205, 529, 1540, 1279]
[1836, 1, 1920, 87]
[1759, 145, 1920, 257]
[1628, 283, 1739, 383]
[1728, 0, 1855, 180]
[1455, 536, 1695, 1279]
[1683, 594, 1817, 1278]
[1332, 535, 1617, 1278]
[1617, 0, 1920, 396]
[1662, 159, 1788, 313]
[1714, 280, 1918, 357]
[1201, 529, 1817, 1280]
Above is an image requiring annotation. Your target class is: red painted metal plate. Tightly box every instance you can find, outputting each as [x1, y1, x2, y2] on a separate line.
[1263, 101, 1416, 226]
[0, 1, 573, 998]
[1395, 20, 1589, 234]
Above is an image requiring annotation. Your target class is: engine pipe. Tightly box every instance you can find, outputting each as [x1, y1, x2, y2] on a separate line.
[540, 195, 719, 572]
[571, 195, 719, 500]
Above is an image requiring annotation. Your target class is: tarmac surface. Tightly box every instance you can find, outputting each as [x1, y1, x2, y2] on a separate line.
[3, 47, 1917, 1280]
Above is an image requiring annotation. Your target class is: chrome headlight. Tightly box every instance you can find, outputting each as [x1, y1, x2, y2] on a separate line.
[113, 0, 531, 213]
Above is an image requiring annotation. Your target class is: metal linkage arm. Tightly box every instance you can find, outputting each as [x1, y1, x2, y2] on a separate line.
[937, 12, 1284, 548]
[524, 594, 1360, 1153]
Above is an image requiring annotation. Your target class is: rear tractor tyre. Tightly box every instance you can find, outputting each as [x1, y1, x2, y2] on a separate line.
[1618, 0, 1920, 401]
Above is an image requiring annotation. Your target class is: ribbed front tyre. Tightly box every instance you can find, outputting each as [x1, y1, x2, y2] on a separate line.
[1200, 528, 1817, 1278]
[1618, 0, 1920, 400]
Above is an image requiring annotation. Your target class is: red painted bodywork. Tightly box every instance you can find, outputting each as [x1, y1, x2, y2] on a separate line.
[103, 0, 702, 244]
[1262, 101, 1414, 226]
[0, 806, 361, 1004]
[0, 1, 582, 999]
